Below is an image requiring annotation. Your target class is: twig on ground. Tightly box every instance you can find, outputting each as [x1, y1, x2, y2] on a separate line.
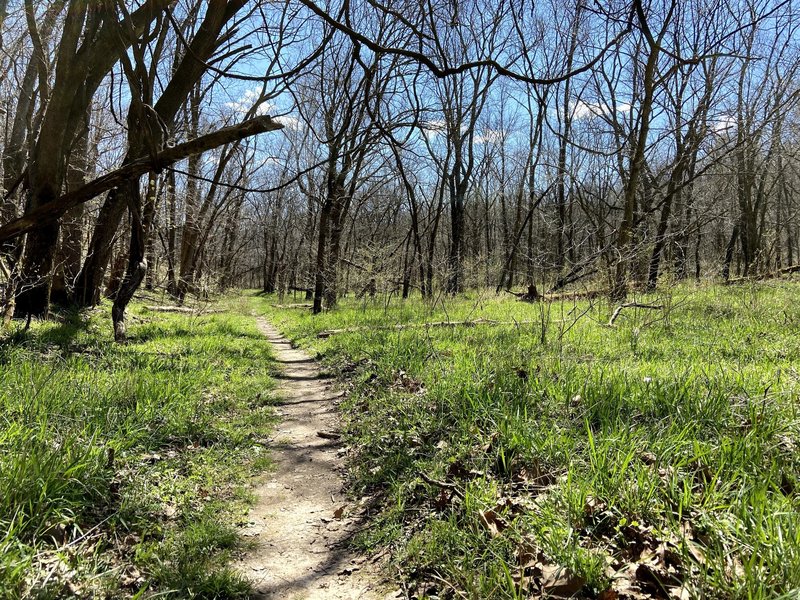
[419, 472, 465, 498]
[608, 302, 664, 326]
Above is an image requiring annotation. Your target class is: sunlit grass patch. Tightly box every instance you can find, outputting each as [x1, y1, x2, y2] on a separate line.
[258, 282, 800, 599]
[0, 293, 275, 598]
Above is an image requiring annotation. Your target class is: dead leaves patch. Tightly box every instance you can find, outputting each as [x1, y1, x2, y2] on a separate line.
[597, 519, 708, 600]
[391, 369, 426, 395]
[478, 506, 509, 538]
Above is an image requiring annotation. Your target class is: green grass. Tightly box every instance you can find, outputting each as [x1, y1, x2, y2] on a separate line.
[257, 282, 800, 599]
[0, 293, 276, 598]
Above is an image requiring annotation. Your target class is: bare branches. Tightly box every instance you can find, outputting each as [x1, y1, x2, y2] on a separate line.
[296, 0, 634, 86]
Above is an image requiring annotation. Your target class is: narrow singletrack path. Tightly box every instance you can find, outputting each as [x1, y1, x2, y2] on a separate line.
[236, 317, 388, 600]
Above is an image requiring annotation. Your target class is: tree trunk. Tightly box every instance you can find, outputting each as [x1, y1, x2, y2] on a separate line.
[112, 175, 156, 341]
[447, 181, 466, 294]
[74, 189, 127, 306]
[52, 110, 91, 304]
[312, 195, 332, 314]
[722, 222, 739, 281]
[611, 4, 670, 301]
[555, 4, 581, 272]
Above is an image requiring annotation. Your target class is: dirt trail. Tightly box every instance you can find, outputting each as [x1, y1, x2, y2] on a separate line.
[236, 318, 390, 600]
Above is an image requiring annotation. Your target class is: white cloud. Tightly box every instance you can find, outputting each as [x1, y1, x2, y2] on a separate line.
[475, 128, 506, 144]
[273, 115, 301, 130]
[225, 88, 273, 116]
[712, 115, 736, 134]
[421, 121, 504, 144]
[570, 100, 631, 120]
[422, 120, 447, 131]
[420, 120, 447, 141]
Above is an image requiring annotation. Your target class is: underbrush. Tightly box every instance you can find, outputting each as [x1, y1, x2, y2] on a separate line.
[0, 294, 275, 598]
[259, 282, 800, 599]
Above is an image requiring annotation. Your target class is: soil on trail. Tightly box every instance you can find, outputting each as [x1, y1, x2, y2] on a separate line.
[236, 318, 389, 600]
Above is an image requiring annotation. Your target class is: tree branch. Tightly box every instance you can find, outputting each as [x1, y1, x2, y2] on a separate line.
[297, 0, 633, 86]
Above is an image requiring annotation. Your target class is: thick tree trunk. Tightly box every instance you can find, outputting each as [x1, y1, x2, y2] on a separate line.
[554, 3, 581, 272]
[53, 110, 91, 304]
[722, 222, 739, 281]
[324, 196, 346, 308]
[447, 184, 466, 294]
[15, 0, 173, 317]
[312, 197, 332, 314]
[71, 1, 247, 305]
[15, 220, 60, 317]
[304, 197, 316, 301]
[611, 4, 670, 301]
[646, 191, 674, 291]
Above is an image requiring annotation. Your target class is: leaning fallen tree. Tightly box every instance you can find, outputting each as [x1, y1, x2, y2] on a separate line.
[0, 116, 283, 245]
[725, 264, 800, 284]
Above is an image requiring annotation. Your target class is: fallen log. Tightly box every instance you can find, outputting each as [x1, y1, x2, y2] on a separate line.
[145, 305, 220, 314]
[548, 266, 600, 294]
[547, 289, 606, 302]
[607, 302, 664, 326]
[505, 288, 605, 303]
[272, 303, 313, 309]
[726, 264, 800, 284]
[317, 318, 540, 338]
[505, 284, 541, 302]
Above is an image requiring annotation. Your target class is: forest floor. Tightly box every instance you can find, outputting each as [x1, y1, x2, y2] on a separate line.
[257, 281, 800, 599]
[4, 283, 800, 599]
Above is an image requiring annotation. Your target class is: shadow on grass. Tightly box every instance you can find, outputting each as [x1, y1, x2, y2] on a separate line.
[0, 306, 95, 351]
[131, 320, 266, 344]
